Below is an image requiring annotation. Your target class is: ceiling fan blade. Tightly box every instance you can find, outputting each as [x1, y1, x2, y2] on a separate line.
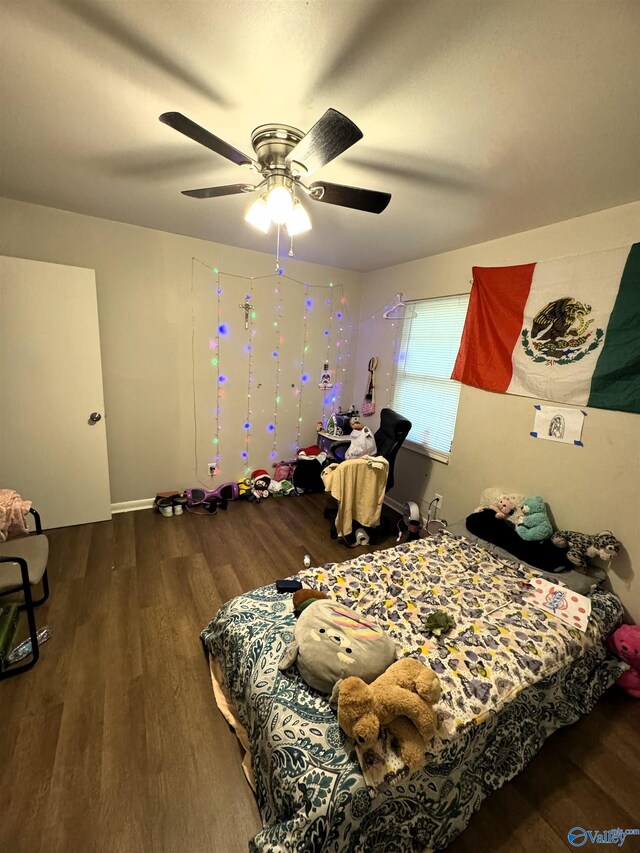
[181, 184, 255, 199]
[159, 112, 256, 168]
[309, 181, 391, 214]
[286, 109, 363, 176]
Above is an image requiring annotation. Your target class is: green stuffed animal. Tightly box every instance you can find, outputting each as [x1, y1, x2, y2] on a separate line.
[422, 610, 456, 637]
[515, 495, 553, 542]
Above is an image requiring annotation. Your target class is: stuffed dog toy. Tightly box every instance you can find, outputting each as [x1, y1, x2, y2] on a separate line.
[335, 658, 441, 770]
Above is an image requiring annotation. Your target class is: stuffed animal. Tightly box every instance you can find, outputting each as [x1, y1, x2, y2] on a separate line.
[279, 590, 397, 694]
[335, 658, 441, 771]
[250, 469, 271, 500]
[608, 625, 640, 699]
[474, 487, 524, 523]
[422, 610, 456, 637]
[515, 495, 553, 542]
[551, 529, 620, 570]
[489, 497, 517, 520]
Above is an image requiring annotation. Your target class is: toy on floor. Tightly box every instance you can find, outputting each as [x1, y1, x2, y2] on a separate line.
[608, 625, 640, 698]
[278, 589, 397, 694]
[422, 610, 456, 637]
[335, 658, 441, 771]
[551, 529, 620, 570]
[250, 469, 271, 500]
[515, 495, 553, 542]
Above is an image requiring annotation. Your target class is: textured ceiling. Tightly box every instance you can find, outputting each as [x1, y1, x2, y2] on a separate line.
[1, 0, 639, 272]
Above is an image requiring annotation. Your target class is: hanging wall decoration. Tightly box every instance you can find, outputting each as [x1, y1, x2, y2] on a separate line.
[319, 360, 333, 389]
[452, 243, 640, 415]
[192, 258, 353, 481]
[361, 356, 378, 416]
[530, 404, 586, 446]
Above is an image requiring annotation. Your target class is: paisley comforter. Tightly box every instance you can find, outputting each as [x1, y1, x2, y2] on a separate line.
[201, 531, 625, 852]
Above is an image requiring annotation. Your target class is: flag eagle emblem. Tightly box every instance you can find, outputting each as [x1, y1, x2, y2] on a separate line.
[521, 297, 604, 365]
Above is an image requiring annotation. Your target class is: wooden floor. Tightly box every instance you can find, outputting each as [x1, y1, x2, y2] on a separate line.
[1, 496, 638, 853]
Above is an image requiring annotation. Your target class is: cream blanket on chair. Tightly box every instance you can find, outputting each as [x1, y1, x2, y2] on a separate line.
[321, 456, 389, 537]
[0, 489, 32, 541]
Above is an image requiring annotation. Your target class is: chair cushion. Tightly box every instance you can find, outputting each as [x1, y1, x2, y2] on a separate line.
[0, 535, 49, 591]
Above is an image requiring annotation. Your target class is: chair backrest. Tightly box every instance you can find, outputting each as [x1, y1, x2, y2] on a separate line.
[373, 408, 412, 491]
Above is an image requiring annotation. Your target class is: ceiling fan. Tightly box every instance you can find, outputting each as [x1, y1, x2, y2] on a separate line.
[159, 108, 391, 235]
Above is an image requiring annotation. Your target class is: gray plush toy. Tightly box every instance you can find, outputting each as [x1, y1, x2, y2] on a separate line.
[279, 592, 397, 694]
[551, 529, 620, 569]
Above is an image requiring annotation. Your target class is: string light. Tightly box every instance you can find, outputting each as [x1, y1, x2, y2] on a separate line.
[194, 259, 356, 478]
[244, 283, 254, 469]
[322, 285, 335, 423]
[384, 319, 402, 407]
[296, 282, 310, 449]
[214, 271, 222, 469]
[271, 284, 284, 459]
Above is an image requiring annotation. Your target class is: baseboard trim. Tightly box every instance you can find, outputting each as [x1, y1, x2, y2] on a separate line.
[111, 498, 155, 514]
[383, 495, 404, 515]
[114, 495, 404, 516]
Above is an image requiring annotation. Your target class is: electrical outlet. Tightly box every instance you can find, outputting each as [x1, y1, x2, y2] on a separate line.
[208, 463, 219, 476]
[434, 493, 443, 511]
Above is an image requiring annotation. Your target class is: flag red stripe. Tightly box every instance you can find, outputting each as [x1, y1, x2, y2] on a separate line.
[452, 263, 536, 391]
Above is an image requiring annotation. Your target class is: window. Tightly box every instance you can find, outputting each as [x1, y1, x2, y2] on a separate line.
[391, 294, 469, 463]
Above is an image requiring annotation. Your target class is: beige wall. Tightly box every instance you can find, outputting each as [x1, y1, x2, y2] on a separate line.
[0, 197, 362, 504]
[356, 202, 640, 620]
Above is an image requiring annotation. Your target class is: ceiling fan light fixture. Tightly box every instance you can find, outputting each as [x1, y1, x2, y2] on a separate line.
[245, 195, 271, 234]
[265, 176, 294, 224]
[286, 200, 312, 236]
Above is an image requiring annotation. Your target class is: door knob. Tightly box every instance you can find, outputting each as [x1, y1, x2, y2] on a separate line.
[89, 412, 102, 423]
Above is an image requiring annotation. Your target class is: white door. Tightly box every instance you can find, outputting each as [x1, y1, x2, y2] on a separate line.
[0, 256, 111, 528]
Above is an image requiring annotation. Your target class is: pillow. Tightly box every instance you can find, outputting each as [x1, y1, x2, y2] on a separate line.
[448, 513, 602, 596]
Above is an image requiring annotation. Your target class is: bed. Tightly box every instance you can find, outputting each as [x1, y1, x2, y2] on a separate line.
[200, 528, 625, 852]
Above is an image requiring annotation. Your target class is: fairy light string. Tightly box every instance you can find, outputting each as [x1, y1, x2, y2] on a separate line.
[243, 278, 254, 472]
[272, 283, 283, 460]
[193, 257, 352, 475]
[213, 268, 222, 467]
[296, 281, 310, 449]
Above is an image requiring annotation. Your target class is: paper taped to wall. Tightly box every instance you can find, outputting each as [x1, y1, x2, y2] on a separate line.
[530, 404, 586, 446]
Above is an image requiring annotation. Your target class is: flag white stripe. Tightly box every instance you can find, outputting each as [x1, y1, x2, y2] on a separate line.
[507, 246, 629, 404]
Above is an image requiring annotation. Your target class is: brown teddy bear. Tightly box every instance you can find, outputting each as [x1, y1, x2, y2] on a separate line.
[335, 658, 441, 770]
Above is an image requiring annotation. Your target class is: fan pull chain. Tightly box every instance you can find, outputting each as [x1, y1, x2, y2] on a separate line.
[275, 224, 281, 273]
[288, 235, 294, 257]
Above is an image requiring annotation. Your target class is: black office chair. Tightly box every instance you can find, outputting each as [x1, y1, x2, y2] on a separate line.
[331, 408, 412, 492]
[325, 409, 412, 541]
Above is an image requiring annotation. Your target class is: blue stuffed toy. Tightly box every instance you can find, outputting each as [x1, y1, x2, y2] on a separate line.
[515, 495, 553, 542]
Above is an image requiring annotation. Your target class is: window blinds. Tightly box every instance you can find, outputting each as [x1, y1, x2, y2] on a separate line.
[392, 294, 469, 462]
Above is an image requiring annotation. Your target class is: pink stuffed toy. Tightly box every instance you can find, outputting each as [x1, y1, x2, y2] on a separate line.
[608, 625, 640, 698]
[489, 497, 517, 520]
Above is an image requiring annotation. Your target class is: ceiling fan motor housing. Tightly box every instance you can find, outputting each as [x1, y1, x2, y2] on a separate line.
[250, 124, 305, 175]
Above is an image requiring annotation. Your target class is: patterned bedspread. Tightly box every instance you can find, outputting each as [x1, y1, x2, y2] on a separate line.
[201, 531, 625, 853]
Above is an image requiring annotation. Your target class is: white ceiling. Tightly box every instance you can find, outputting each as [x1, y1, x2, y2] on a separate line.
[1, 0, 638, 272]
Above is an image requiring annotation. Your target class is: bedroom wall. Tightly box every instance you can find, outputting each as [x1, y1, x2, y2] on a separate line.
[355, 201, 640, 621]
[0, 197, 362, 504]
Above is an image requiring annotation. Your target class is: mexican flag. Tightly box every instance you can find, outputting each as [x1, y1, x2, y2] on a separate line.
[452, 243, 640, 414]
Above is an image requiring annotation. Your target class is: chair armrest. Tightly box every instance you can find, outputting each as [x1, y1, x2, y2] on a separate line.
[29, 507, 43, 534]
[0, 555, 30, 589]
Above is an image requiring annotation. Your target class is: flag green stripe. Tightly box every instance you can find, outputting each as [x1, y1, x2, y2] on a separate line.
[588, 242, 640, 414]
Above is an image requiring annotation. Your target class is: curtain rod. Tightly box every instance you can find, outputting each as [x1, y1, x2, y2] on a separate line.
[402, 290, 471, 303]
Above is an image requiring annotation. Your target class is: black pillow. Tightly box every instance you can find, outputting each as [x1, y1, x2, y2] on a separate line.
[465, 509, 571, 572]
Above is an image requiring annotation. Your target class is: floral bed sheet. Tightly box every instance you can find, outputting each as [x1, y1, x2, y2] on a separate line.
[201, 531, 625, 853]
